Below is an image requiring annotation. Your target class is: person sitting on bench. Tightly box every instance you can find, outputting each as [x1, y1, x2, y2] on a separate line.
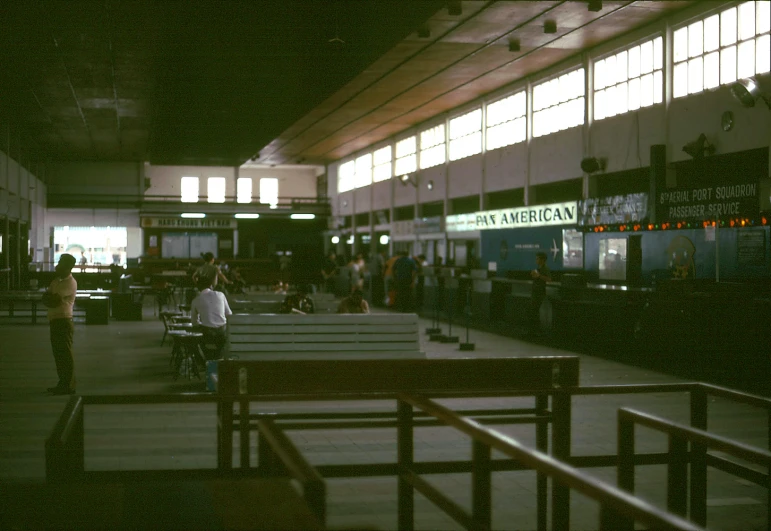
[279, 284, 315, 315]
[190, 278, 232, 359]
[337, 289, 370, 314]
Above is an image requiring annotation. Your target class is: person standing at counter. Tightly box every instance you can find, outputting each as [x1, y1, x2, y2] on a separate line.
[529, 252, 551, 337]
[43, 254, 78, 395]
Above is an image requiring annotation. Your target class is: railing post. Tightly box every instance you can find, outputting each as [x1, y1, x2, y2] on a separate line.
[535, 394, 549, 531]
[397, 398, 415, 531]
[689, 386, 707, 526]
[472, 440, 492, 530]
[257, 428, 274, 477]
[240, 398, 250, 469]
[218, 398, 234, 469]
[551, 390, 572, 531]
[616, 411, 635, 531]
[667, 434, 689, 518]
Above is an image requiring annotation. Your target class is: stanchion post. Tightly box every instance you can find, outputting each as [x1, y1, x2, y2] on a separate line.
[440, 284, 459, 343]
[459, 285, 475, 351]
[425, 277, 441, 335]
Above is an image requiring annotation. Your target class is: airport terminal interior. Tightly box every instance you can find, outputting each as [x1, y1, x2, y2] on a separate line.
[1, 1, 770, 530]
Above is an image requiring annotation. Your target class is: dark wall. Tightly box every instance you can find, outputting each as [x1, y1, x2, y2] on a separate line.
[236, 218, 326, 283]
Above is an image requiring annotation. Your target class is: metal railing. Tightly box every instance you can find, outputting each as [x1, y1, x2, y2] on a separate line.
[45, 381, 771, 531]
[618, 407, 771, 530]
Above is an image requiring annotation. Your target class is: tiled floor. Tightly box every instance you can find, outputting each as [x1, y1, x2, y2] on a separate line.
[0, 302, 768, 530]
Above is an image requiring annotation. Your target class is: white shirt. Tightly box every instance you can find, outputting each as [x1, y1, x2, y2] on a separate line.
[190, 289, 232, 328]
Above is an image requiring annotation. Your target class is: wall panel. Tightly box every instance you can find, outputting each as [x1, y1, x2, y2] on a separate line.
[485, 143, 527, 192]
[448, 153, 483, 198]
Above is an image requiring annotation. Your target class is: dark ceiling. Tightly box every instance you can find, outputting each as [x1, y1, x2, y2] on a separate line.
[0, 0, 444, 166]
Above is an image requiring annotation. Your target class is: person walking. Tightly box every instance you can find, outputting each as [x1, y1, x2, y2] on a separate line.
[193, 252, 231, 289]
[43, 254, 78, 395]
[392, 250, 417, 313]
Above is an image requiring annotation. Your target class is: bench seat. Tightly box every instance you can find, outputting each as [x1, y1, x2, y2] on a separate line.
[228, 313, 424, 360]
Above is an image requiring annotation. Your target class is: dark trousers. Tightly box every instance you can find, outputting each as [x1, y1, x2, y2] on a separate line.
[394, 279, 413, 313]
[530, 296, 544, 335]
[200, 325, 227, 360]
[50, 318, 75, 390]
[371, 277, 385, 307]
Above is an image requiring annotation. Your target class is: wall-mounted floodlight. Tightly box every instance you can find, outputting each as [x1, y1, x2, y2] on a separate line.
[234, 213, 260, 219]
[331, 236, 340, 244]
[290, 213, 316, 220]
[399, 174, 418, 187]
[379, 235, 390, 245]
[180, 213, 205, 218]
[730, 77, 771, 109]
[682, 133, 715, 159]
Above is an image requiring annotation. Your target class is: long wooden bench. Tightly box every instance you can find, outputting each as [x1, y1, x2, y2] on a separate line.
[228, 292, 338, 313]
[227, 313, 424, 360]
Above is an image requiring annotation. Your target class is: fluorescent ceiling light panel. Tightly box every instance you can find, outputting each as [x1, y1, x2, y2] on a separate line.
[180, 213, 206, 218]
[234, 213, 260, 219]
[290, 214, 316, 220]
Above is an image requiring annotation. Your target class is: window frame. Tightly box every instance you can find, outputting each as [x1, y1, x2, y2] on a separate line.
[672, 2, 770, 99]
[207, 176, 226, 203]
[259, 177, 279, 206]
[236, 177, 252, 204]
[448, 107, 482, 161]
[485, 90, 527, 151]
[532, 67, 585, 138]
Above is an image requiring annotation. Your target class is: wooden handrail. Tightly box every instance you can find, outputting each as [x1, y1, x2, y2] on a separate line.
[49, 395, 83, 446]
[698, 382, 771, 410]
[400, 393, 703, 531]
[255, 418, 326, 525]
[619, 408, 771, 467]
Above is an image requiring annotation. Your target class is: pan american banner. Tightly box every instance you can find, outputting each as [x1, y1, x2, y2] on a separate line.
[446, 201, 577, 232]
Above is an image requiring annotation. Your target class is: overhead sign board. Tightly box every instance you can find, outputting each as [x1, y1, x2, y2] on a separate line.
[657, 182, 758, 221]
[446, 201, 578, 232]
[140, 217, 238, 229]
[578, 193, 648, 225]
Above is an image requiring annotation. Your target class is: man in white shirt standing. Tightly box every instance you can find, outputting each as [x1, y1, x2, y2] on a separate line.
[42, 254, 78, 395]
[190, 278, 232, 359]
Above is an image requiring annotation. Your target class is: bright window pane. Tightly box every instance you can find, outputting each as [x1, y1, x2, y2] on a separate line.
[704, 51, 720, 89]
[653, 36, 663, 69]
[595, 59, 606, 90]
[640, 40, 653, 74]
[395, 156, 416, 176]
[534, 68, 584, 135]
[673, 62, 688, 98]
[689, 20, 703, 57]
[704, 15, 720, 52]
[688, 57, 704, 94]
[354, 153, 372, 188]
[606, 85, 617, 118]
[574, 97, 585, 127]
[758, 1, 771, 34]
[604, 55, 617, 87]
[616, 82, 628, 115]
[338, 160, 355, 193]
[653, 70, 663, 104]
[181, 177, 199, 203]
[616, 51, 628, 83]
[207, 177, 225, 203]
[674, 28, 688, 63]
[260, 177, 278, 205]
[738, 1, 755, 41]
[640, 73, 654, 106]
[373, 164, 391, 183]
[420, 124, 445, 149]
[373, 146, 391, 166]
[420, 144, 445, 169]
[396, 136, 416, 158]
[595, 89, 605, 120]
[628, 45, 641, 77]
[722, 7, 737, 46]
[721, 45, 737, 84]
[738, 39, 756, 78]
[628, 77, 641, 110]
[757, 34, 771, 74]
[236, 177, 252, 203]
[511, 117, 526, 144]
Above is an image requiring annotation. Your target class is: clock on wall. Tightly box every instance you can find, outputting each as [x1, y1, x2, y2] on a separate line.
[721, 110, 734, 132]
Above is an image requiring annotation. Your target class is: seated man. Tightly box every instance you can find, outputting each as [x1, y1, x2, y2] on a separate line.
[279, 284, 315, 314]
[190, 278, 232, 359]
[337, 289, 370, 314]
